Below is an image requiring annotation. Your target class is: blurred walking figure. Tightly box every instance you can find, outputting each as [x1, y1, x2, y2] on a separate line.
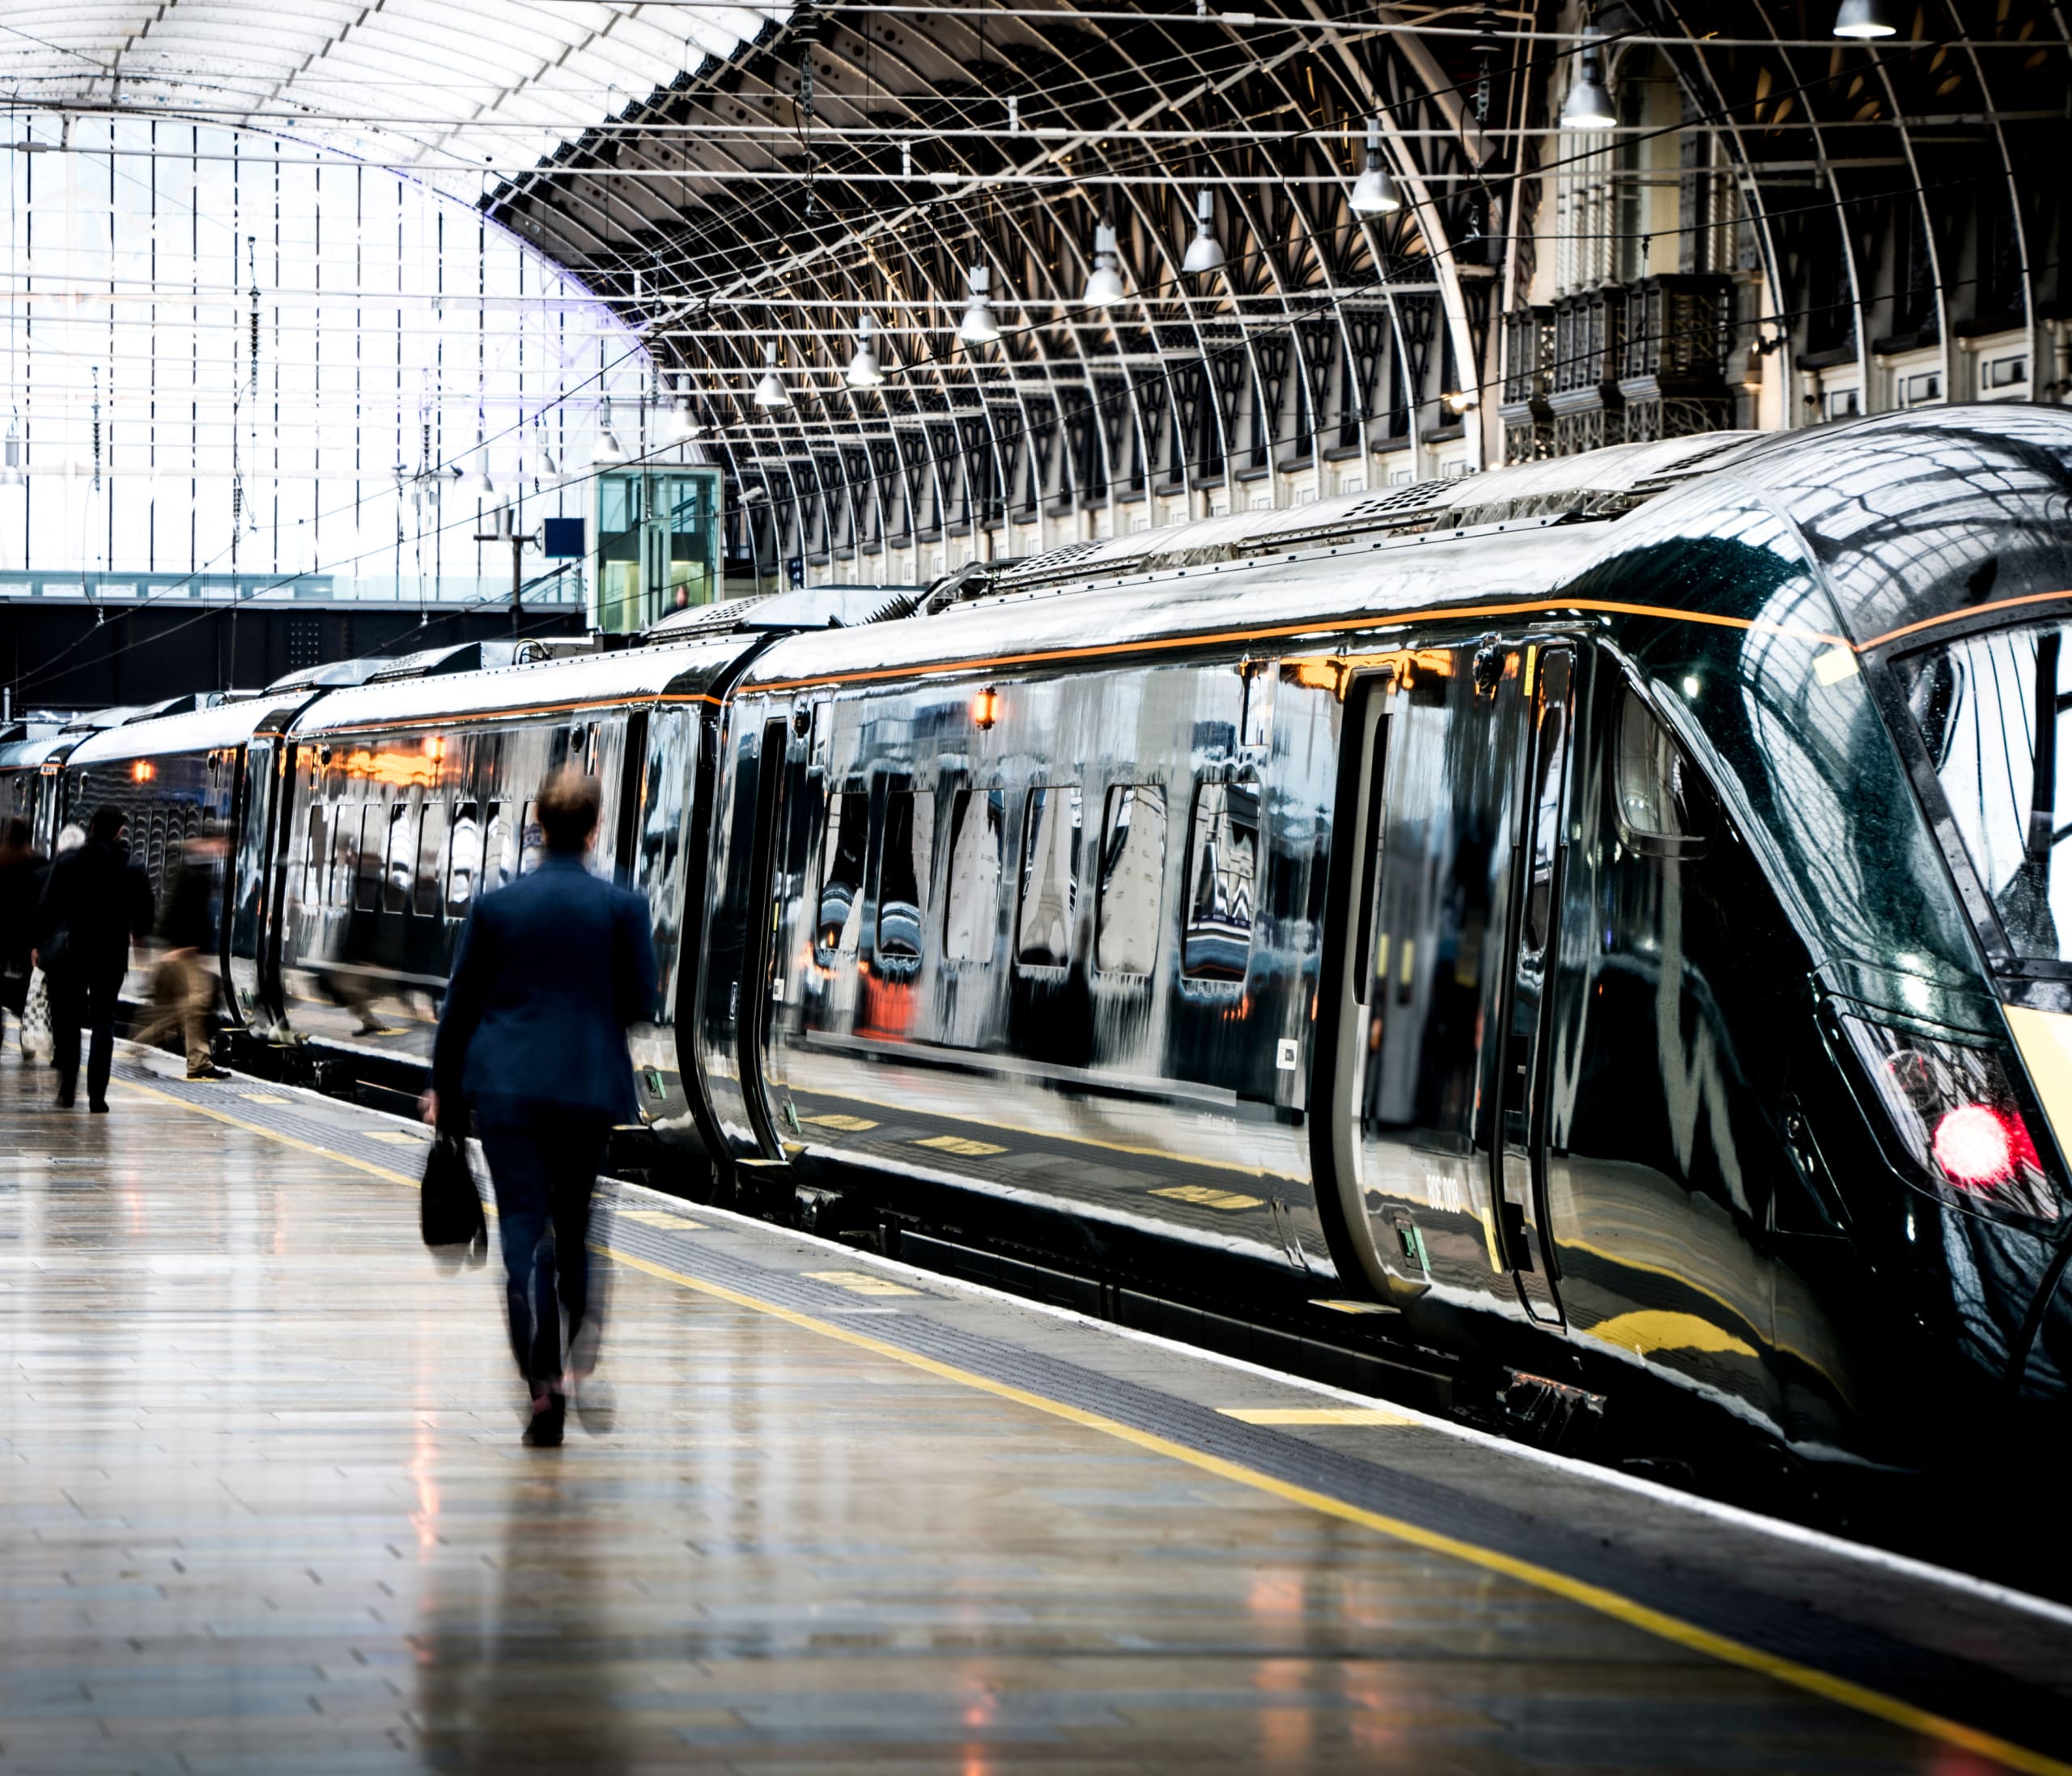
[35, 805, 153, 1111]
[0, 818, 47, 1049]
[426, 767, 656, 1448]
[135, 820, 229, 1080]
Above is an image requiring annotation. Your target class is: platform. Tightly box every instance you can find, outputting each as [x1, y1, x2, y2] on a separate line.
[3, 1044, 2071, 1774]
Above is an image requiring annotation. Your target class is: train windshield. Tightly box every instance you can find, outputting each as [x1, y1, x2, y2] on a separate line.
[1900, 618, 2072, 967]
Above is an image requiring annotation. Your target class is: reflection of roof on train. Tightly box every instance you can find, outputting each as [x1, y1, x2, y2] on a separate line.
[57, 692, 243, 733]
[644, 583, 933, 640]
[287, 631, 755, 738]
[65, 695, 315, 769]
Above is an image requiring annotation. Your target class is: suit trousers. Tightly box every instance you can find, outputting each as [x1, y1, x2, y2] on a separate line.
[134, 952, 217, 1073]
[49, 962, 125, 1107]
[479, 1115, 611, 1390]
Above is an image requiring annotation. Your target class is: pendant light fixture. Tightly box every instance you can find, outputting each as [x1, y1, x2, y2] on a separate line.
[1349, 120, 1402, 216]
[846, 314, 886, 389]
[588, 397, 626, 468]
[958, 265, 1000, 344]
[661, 392, 700, 444]
[530, 427, 560, 483]
[754, 341, 789, 410]
[1832, 0, 1897, 36]
[1081, 222, 1125, 308]
[1182, 189, 1226, 275]
[1560, 26, 1616, 130]
[0, 415, 19, 489]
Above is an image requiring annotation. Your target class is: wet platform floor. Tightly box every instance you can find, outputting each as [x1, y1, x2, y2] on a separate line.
[2, 1044, 2070, 1774]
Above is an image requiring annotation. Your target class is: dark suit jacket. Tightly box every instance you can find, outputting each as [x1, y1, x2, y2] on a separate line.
[35, 840, 154, 979]
[432, 852, 659, 1128]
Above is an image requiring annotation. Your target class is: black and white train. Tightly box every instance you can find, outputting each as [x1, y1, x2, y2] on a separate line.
[13, 406, 2072, 1494]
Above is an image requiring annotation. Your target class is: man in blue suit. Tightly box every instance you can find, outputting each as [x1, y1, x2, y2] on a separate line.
[427, 767, 657, 1448]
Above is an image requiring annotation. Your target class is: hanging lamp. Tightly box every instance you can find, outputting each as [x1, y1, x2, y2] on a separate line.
[958, 265, 1001, 344]
[1081, 222, 1125, 307]
[1349, 120, 1402, 216]
[1182, 189, 1226, 275]
[1832, 0, 1898, 36]
[754, 341, 789, 410]
[1560, 27, 1616, 129]
[846, 314, 886, 389]
[588, 397, 626, 468]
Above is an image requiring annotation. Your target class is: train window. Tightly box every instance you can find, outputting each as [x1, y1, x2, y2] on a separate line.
[384, 801, 416, 912]
[352, 804, 384, 911]
[304, 803, 329, 907]
[1017, 784, 1082, 969]
[519, 802, 545, 877]
[481, 802, 516, 897]
[414, 798, 449, 917]
[1097, 784, 1166, 975]
[448, 801, 483, 915]
[817, 786, 870, 957]
[943, 788, 1004, 963]
[876, 788, 935, 962]
[1182, 780, 1260, 979]
[1615, 688, 1713, 857]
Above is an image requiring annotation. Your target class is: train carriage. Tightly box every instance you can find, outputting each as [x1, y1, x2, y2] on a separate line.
[694, 408, 2072, 1477]
[266, 636, 765, 1128]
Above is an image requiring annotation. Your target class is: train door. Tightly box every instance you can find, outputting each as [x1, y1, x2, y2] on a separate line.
[735, 713, 795, 1162]
[224, 738, 278, 1030]
[1314, 638, 1575, 1326]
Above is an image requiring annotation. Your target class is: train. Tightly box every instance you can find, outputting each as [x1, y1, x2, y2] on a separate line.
[9, 405, 2071, 1498]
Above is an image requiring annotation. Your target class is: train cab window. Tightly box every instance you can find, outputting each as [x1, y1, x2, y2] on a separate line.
[353, 803, 384, 911]
[383, 802, 417, 913]
[1615, 687, 1713, 857]
[943, 788, 1004, 963]
[1017, 784, 1082, 969]
[876, 788, 935, 962]
[816, 786, 870, 957]
[1097, 785, 1166, 975]
[1182, 780, 1260, 979]
[447, 801, 483, 916]
[414, 798, 449, 917]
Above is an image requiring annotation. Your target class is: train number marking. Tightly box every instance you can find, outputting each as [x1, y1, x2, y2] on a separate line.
[912, 1133, 1007, 1157]
[1276, 1039, 1300, 1071]
[1152, 1184, 1266, 1211]
[803, 1269, 920, 1297]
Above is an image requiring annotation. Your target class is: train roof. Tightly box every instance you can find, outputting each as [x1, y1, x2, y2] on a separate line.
[735, 520, 1590, 697]
[287, 631, 753, 738]
[0, 731, 79, 771]
[733, 407, 2072, 698]
[65, 696, 310, 768]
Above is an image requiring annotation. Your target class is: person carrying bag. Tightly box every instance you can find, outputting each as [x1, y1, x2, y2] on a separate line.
[422, 767, 656, 1449]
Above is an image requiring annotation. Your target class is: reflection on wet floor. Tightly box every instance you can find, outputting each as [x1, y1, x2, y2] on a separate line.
[0, 1044, 2031, 1774]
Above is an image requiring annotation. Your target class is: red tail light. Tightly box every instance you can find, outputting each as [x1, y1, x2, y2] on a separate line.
[1930, 1102, 2041, 1191]
[1837, 1015, 2061, 1225]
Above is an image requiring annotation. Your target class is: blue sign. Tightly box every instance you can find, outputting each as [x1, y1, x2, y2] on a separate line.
[541, 516, 586, 558]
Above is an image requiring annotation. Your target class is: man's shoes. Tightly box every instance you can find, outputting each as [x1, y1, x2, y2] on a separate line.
[87, 1100, 108, 1115]
[186, 1064, 230, 1081]
[53, 1086, 73, 1108]
[523, 1391, 566, 1448]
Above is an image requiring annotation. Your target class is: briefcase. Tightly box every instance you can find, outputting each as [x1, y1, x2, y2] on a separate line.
[421, 1131, 486, 1250]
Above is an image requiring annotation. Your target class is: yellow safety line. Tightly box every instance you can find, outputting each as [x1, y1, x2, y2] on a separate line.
[114, 1077, 2069, 1776]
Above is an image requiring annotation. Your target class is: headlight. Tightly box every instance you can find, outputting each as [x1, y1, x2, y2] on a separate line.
[1836, 1014, 2061, 1226]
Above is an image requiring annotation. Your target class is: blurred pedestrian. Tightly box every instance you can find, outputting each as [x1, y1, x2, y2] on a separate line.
[134, 819, 228, 1080]
[35, 805, 153, 1111]
[0, 817, 46, 1049]
[424, 767, 656, 1448]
